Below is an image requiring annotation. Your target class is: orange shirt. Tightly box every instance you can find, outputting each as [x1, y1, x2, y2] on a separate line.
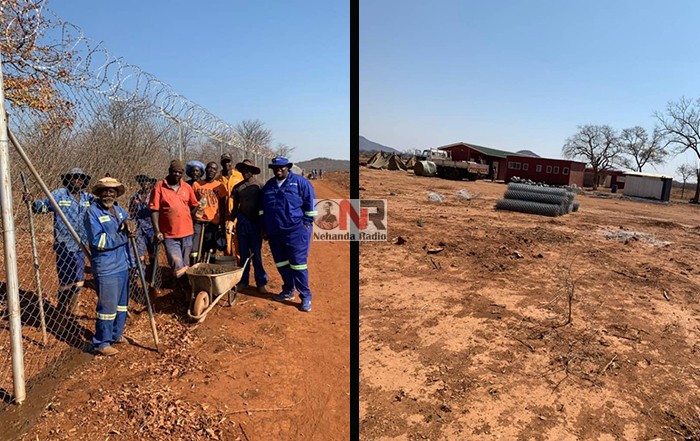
[148, 179, 199, 238]
[192, 179, 227, 224]
[216, 171, 244, 220]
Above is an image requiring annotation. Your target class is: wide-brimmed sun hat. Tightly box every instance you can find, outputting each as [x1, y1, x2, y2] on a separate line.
[92, 177, 126, 197]
[235, 159, 261, 175]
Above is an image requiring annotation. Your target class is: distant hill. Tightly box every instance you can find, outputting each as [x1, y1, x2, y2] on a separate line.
[515, 149, 540, 157]
[296, 157, 349, 172]
[359, 136, 400, 153]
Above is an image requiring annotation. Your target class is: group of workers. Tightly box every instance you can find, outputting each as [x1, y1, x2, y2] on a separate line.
[26, 154, 317, 356]
[308, 168, 322, 180]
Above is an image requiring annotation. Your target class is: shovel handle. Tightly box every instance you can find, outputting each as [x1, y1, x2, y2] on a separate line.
[129, 236, 160, 353]
[150, 240, 160, 287]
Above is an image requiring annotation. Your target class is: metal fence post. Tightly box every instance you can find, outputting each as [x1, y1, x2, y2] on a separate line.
[178, 120, 183, 161]
[0, 51, 27, 405]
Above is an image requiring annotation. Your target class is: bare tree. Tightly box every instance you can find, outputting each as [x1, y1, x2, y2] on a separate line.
[235, 119, 272, 154]
[193, 138, 231, 160]
[618, 126, 668, 172]
[654, 97, 700, 203]
[273, 143, 297, 159]
[676, 163, 695, 200]
[163, 121, 198, 160]
[562, 125, 621, 190]
[78, 99, 172, 178]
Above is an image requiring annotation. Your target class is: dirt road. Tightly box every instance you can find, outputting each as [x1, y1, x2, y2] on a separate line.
[360, 168, 700, 440]
[5, 173, 350, 441]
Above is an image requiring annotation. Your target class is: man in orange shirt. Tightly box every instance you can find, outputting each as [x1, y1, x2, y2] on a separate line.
[149, 160, 199, 285]
[191, 162, 227, 264]
[216, 153, 244, 260]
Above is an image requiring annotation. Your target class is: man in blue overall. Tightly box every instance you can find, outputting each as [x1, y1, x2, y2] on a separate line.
[27, 167, 93, 313]
[129, 175, 157, 268]
[84, 177, 136, 356]
[261, 157, 317, 312]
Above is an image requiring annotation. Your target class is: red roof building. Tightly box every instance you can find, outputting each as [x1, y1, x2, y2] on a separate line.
[435, 141, 586, 186]
[504, 155, 586, 187]
[437, 142, 514, 181]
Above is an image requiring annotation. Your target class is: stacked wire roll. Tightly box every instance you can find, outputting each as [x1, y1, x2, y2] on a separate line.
[496, 183, 580, 217]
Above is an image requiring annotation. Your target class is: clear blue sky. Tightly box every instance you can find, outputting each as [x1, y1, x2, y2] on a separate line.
[49, 0, 349, 161]
[361, 0, 700, 178]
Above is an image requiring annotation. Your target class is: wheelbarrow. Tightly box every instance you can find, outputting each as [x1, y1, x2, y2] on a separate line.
[186, 257, 250, 322]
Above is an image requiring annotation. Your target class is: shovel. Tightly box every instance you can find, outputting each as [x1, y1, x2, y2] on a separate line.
[129, 235, 161, 353]
[196, 222, 206, 264]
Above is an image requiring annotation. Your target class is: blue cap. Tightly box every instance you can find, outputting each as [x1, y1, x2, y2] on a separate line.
[61, 167, 91, 188]
[268, 156, 293, 169]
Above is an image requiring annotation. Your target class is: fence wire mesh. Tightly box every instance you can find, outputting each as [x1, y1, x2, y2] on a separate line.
[0, 1, 274, 409]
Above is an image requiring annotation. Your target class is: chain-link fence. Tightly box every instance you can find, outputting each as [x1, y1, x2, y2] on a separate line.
[0, 2, 274, 409]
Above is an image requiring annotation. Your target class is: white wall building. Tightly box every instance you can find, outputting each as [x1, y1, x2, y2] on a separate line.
[623, 172, 673, 201]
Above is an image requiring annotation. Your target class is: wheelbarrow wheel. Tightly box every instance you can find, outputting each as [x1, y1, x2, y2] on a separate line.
[227, 288, 238, 307]
[192, 290, 210, 318]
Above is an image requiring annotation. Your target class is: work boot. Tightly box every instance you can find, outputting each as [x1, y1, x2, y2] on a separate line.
[257, 285, 268, 295]
[113, 336, 129, 345]
[300, 298, 312, 312]
[236, 282, 248, 292]
[272, 291, 295, 302]
[96, 345, 119, 356]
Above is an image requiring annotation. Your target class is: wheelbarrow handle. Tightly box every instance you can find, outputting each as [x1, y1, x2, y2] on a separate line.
[241, 255, 251, 272]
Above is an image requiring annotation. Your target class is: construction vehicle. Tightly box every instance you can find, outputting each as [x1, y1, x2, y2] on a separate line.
[415, 148, 490, 181]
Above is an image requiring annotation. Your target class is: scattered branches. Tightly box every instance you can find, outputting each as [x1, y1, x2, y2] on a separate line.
[665, 407, 700, 441]
[552, 257, 585, 326]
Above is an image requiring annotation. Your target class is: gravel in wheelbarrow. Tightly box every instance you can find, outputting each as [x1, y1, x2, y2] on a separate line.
[188, 265, 236, 276]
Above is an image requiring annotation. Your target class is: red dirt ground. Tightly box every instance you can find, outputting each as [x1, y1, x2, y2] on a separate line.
[360, 168, 700, 440]
[3, 172, 350, 441]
